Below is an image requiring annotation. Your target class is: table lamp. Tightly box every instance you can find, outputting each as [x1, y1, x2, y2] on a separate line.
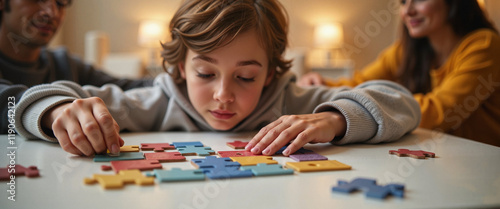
[138, 20, 167, 71]
[314, 22, 343, 67]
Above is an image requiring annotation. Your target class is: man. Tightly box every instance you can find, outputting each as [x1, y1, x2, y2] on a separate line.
[0, 0, 153, 133]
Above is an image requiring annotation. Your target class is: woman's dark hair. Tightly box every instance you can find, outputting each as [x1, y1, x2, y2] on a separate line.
[398, 0, 497, 94]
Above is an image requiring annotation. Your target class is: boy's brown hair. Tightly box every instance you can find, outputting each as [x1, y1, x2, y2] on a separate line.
[161, 0, 292, 83]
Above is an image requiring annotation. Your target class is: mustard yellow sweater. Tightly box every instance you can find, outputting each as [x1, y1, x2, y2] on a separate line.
[325, 29, 500, 146]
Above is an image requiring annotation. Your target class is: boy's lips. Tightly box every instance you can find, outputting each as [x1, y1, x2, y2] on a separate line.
[210, 110, 236, 119]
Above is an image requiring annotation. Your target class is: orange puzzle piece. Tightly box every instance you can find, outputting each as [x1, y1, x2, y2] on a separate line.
[230, 156, 278, 166]
[285, 160, 352, 172]
[84, 169, 155, 189]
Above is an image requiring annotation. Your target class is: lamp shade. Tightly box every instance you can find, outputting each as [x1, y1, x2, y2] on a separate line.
[138, 20, 166, 47]
[314, 23, 343, 49]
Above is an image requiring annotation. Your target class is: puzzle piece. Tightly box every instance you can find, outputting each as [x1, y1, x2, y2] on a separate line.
[240, 163, 294, 176]
[285, 160, 351, 172]
[147, 168, 205, 182]
[190, 156, 251, 179]
[93, 152, 144, 162]
[140, 143, 175, 152]
[84, 169, 154, 189]
[110, 159, 162, 173]
[289, 153, 328, 161]
[144, 152, 186, 162]
[172, 141, 204, 148]
[331, 177, 405, 199]
[226, 140, 248, 149]
[389, 149, 435, 159]
[230, 156, 278, 166]
[217, 150, 260, 157]
[191, 156, 240, 172]
[178, 145, 215, 156]
[0, 165, 40, 180]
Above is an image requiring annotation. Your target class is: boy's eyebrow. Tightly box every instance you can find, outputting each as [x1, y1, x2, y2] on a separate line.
[192, 55, 262, 67]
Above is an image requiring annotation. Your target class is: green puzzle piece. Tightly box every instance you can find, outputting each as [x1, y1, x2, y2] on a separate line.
[93, 152, 145, 162]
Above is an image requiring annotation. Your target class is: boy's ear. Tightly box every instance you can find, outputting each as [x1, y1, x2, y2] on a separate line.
[264, 68, 275, 86]
[178, 62, 186, 79]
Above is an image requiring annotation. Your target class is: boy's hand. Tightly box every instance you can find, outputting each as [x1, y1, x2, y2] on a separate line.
[245, 112, 346, 156]
[42, 97, 124, 156]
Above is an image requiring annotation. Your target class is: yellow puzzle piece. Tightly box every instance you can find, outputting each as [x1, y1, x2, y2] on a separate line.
[107, 145, 140, 153]
[230, 156, 278, 166]
[84, 169, 155, 189]
[285, 160, 351, 172]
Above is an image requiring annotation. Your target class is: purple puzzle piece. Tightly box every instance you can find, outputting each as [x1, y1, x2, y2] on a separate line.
[289, 153, 328, 161]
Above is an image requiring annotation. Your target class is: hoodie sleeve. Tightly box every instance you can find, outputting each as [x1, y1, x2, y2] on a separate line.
[14, 80, 168, 142]
[313, 80, 421, 145]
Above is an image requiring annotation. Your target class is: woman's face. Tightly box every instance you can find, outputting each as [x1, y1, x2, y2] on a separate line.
[400, 0, 450, 38]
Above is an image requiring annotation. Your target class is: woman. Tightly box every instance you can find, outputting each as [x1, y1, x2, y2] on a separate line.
[299, 0, 500, 146]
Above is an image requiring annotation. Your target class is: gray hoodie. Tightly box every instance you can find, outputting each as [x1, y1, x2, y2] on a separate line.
[14, 71, 421, 145]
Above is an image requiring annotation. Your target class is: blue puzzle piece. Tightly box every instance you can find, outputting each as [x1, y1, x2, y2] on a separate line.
[178, 146, 215, 156]
[240, 163, 294, 176]
[172, 141, 204, 148]
[147, 168, 205, 182]
[204, 166, 253, 179]
[191, 156, 240, 173]
[331, 178, 405, 199]
[93, 152, 144, 162]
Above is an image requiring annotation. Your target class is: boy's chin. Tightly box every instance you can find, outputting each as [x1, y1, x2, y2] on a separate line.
[210, 123, 236, 131]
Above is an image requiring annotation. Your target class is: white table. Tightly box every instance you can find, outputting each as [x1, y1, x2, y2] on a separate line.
[1, 128, 499, 209]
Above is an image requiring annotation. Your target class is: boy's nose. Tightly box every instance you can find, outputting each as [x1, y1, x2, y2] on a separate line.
[40, 0, 61, 18]
[213, 80, 235, 103]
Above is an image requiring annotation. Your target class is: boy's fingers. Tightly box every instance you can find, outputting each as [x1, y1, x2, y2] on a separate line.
[92, 102, 121, 155]
[78, 113, 106, 154]
[283, 129, 314, 156]
[53, 127, 83, 156]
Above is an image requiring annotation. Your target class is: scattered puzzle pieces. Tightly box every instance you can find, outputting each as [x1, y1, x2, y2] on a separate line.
[144, 152, 186, 162]
[84, 169, 155, 189]
[289, 153, 328, 161]
[172, 141, 204, 148]
[140, 143, 175, 152]
[0, 165, 40, 180]
[240, 163, 294, 176]
[110, 159, 162, 173]
[93, 152, 144, 162]
[147, 168, 205, 182]
[230, 156, 278, 166]
[331, 177, 405, 199]
[226, 140, 248, 149]
[178, 145, 215, 156]
[389, 149, 435, 159]
[285, 160, 351, 172]
[217, 150, 260, 157]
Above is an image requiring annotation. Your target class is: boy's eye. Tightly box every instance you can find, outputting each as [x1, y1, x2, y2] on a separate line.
[196, 73, 214, 79]
[238, 76, 255, 82]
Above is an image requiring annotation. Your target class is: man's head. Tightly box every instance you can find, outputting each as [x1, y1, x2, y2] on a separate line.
[0, 0, 72, 47]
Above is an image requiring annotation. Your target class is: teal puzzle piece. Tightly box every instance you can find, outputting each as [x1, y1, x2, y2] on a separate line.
[147, 168, 205, 182]
[240, 163, 294, 176]
[178, 146, 215, 156]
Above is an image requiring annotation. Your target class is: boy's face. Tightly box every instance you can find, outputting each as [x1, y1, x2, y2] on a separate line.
[180, 29, 273, 131]
[1, 0, 68, 47]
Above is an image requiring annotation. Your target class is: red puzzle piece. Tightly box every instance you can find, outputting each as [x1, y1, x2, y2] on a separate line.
[0, 165, 40, 180]
[226, 141, 249, 149]
[389, 149, 435, 159]
[140, 143, 175, 152]
[144, 152, 186, 162]
[109, 159, 162, 173]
